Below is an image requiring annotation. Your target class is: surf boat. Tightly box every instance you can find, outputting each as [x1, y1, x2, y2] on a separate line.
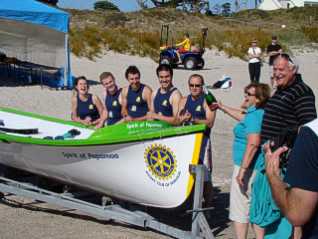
[0, 107, 206, 208]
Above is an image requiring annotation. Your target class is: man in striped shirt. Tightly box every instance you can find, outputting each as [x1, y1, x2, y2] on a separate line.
[261, 54, 316, 144]
[257, 54, 317, 238]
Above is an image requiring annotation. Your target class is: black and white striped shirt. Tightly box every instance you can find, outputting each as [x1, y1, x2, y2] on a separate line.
[261, 74, 317, 143]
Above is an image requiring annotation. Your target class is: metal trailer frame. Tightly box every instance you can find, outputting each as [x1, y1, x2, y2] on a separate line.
[0, 165, 215, 239]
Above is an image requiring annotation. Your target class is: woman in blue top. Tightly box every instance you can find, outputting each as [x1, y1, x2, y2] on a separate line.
[71, 76, 105, 128]
[218, 83, 270, 239]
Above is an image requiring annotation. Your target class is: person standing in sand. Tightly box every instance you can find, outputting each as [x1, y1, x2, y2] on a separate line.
[147, 64, 182, 125]
[121, 65, 152, 122]
[100, 72, 123, 126]
[250, 54, 317, 239]
[178, 74, 216, 207]
[247, 39, 262, 83]
[217, 83, 271, 239]
[266, 36, 282, 87]
[71, 76, 105, 128]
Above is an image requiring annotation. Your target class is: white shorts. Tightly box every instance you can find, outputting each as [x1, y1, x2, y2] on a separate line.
[229, 165, 256, 223]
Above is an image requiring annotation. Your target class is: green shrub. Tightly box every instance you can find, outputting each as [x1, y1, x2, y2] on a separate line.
[68, 6, 318, 61]
[302, 26, 318, 42]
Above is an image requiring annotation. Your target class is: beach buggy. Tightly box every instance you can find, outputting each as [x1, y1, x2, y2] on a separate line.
[159, 24, 208, 70]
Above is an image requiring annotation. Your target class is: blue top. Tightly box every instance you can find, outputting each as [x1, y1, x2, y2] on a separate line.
[184, 94, 206, 120]
[105, 88, 122, 125]
[77, 94, 100, 122]
[127, 84, 148, 118]
[184, 94, 210, 135]
[0, 0, 69, 33]
[154, 87, 176, 117]
[232, 106, 264, 169]
[285, 125, 318, 239]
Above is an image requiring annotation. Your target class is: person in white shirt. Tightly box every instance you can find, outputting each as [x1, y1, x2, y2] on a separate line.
[247, 39, 262, 83]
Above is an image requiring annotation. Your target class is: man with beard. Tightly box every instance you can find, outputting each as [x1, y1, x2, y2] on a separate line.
[121, 65, 152, 122]
[147, 64, 182, 125]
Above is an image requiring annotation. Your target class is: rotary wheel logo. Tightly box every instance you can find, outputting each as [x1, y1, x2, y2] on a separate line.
[144, 144, 177, 181]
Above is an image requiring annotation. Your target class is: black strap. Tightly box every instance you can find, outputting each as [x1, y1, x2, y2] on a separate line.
[0, 127, 39, 135]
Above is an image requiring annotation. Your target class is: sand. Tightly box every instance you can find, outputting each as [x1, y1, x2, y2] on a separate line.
[0, 49, 317, 239]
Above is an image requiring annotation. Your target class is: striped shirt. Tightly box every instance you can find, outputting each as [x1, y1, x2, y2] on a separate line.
[261, 74, 317, 143]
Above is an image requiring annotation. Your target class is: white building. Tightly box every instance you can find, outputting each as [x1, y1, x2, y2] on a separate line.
[258, 0, 318, 10]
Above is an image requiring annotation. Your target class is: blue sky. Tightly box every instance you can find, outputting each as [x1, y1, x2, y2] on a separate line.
[57, 0, 254, 12]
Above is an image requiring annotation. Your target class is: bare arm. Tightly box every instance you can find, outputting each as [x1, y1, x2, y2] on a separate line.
[144, 85, 153, 111]
[92, 95, 106, 128]
[218, 101, 245, 121]
[265, 144, 318, 226]
[177, 97, 191, 125]
[121, 87, 128, 118]
[175, 39, 186, 47]
[236, 134, 261, 187]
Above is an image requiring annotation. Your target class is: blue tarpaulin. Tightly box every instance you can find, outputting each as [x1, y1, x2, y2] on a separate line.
[0, 0, 69, 33]
[0, 0, 73, 88]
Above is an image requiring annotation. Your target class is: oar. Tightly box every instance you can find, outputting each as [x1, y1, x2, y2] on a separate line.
[0, 127, 39, 135]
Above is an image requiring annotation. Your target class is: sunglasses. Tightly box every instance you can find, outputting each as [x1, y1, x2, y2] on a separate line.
[189, 84, 202, 88]
[279, 53, 294, 65]
[245, 92, 256, 97]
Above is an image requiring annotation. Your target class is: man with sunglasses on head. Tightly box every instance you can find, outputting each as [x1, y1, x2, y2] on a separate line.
[178, 74, 217, 207]
[250, 54, 317, 238]
[147, 64, 182, 125]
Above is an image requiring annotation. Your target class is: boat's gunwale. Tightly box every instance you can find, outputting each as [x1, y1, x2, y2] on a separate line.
[0, 107, 207, 146]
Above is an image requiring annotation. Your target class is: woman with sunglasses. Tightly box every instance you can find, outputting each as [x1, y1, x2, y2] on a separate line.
[71, 76, 106, 129]
[218, 83, 271, 239]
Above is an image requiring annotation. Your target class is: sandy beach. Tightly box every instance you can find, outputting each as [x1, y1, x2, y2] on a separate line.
[0, 49, 317, 238]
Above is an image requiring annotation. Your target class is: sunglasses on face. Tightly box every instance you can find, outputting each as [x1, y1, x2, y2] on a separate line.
[189, 84, 202, 88]
[245, 91, 255, 97]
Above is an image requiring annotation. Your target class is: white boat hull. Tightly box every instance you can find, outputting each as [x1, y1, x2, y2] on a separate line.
[0, 133, 203, 208]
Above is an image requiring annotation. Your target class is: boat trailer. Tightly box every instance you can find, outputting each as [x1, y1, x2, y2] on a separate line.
[0, 165, 215, 239]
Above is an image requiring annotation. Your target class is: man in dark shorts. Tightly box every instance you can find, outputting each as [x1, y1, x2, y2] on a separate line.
[266, 36, 282, 87]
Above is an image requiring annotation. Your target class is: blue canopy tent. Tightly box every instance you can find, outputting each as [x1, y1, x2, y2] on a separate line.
[0, 0, 73, 88]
